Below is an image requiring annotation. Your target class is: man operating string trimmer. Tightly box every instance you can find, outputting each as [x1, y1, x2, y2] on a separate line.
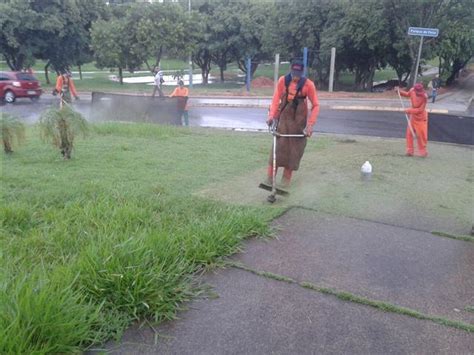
[259, 59, 320, 202]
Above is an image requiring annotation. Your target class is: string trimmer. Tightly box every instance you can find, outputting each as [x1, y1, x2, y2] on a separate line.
[258, 119, 306, 203]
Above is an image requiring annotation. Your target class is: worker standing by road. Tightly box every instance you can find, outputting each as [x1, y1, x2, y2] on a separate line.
[170, 80, 189, 126]
[265, 59, 320, 188]
[397, 83, 429, 157]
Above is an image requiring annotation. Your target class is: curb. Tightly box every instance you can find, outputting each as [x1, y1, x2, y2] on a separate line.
[330, 105, 450, 114]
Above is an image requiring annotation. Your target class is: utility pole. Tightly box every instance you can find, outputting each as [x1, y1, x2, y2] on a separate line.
[303, 47, 308, 77]
[328, 47, 336, 92]
[274, 53, 280, 92]
[246, 57, 251, 92]
[188, 0, 193, 87]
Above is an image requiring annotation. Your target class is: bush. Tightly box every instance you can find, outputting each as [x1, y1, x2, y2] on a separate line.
[0, 113, 25, 153]
[38, 106, 88, 159]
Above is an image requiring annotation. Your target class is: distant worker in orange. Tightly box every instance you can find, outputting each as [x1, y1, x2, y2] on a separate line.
[53, 70, 79, 105]
[170, 80, 189, 126]
[397, 83, 429, 157]
[265, 59, 320, 187]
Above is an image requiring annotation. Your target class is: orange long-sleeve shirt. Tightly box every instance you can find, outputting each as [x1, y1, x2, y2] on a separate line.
[269, 76, 320, 126]
[170, 86, 189, 110]
[399, 88, 428, 121]
[55, 75, 78, 98]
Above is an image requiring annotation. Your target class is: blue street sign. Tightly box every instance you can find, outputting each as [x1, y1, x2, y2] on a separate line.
[408, 27, 439, 37]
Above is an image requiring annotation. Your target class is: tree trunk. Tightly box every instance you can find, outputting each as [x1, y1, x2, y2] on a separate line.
[119, 67, 123, 85]
[58, 118, 72, 159]
[219, 66, 225, 82]
[78, 65, 83, 80]
[367, 66, 376, 91]
[201, 68, 209, 85]
[3, 139, 13, 154]
[446, 58, 465, 86]
[45, 62, 51, 85]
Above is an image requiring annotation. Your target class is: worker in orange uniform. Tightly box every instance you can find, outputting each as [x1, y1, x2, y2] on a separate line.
[397, 83, 429, 157]
[53, 70, 79, 105]
[265, 59, 320, 187]
[170, 80, 189, 126]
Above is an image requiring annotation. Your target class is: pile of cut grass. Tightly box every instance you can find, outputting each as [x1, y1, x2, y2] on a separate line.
[0, 123, 277, 353]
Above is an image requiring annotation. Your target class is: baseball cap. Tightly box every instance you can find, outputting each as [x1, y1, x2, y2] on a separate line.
[290, 59, 304, 77]
[413, 83, 424, 92]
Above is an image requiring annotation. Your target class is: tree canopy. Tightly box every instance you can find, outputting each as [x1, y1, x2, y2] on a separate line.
[1, 0, 472, 89]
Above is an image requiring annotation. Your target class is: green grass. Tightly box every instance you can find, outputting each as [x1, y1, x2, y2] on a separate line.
[0, 123, 278, 353]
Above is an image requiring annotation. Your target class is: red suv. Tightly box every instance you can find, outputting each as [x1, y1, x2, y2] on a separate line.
[0, 71, 42, 103]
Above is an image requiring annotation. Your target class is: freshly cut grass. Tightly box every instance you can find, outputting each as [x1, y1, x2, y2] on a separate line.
[0, 123, 275, 353]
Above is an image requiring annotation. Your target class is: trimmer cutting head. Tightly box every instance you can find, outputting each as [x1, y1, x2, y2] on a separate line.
[258, 182, 289, 196]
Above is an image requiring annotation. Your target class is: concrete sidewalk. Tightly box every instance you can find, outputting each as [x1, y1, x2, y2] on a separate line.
[100, 208, 474, 354]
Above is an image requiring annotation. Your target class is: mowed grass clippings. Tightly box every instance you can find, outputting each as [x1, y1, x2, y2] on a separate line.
[0, 123, 275, 353]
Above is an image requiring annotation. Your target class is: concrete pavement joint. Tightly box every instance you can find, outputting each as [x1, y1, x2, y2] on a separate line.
[290, 205, 472, 242]
[431, 231, 474, 243]
[227, 261, 474, 333]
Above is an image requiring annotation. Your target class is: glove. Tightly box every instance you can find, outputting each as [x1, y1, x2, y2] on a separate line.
[74, 96, 80, 101]
[304, 125, 313, 137]
[52, 89, 58, 96]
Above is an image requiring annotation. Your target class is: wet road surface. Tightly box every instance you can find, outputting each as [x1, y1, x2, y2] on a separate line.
[2, 99, 472, 145]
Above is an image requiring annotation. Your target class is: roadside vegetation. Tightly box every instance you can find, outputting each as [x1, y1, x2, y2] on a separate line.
[0, 123, 277, 353]
[0, 113, 25, 153]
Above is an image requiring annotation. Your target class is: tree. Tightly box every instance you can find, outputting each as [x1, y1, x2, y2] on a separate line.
[0, 1, 41, 70]
[230, 1, 271, 77]
[191, 4, 213, 84]
[385, 0, 451, 87]
[435, 0, 474, 85]
[209, 2, 241, 82]
[38, 105, 88, 160]
[263, 0, 333, 87]
[126, 3, 190, 73]
[91, 19, 141, 84]
[1, 0, 106, 83]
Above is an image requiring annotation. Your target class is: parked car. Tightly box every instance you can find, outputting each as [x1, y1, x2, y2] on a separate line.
[0, 71, 42, 103]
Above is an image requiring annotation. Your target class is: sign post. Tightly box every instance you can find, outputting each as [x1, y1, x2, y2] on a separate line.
[407, 27, 439, 86]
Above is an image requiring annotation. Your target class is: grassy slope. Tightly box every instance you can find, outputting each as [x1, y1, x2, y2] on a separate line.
[0, 123, 278, 353]
[1, 123, 471, 352]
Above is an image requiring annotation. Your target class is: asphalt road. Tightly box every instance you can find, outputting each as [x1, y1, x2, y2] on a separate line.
[2, 99, 472, 145]
[190, 107, 473, 145]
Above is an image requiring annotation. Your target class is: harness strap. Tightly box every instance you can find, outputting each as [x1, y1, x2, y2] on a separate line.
[284, 74, 307, 100]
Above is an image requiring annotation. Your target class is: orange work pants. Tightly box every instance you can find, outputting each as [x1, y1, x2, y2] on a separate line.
[406, 119, 428, 156]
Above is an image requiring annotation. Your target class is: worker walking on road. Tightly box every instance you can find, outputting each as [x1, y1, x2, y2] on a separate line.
[265, 59, 320, 187]
[152, 67, 164, 97]
[53, 70, 79, 105]
[428, 74, 441, 103]
[170, 80, 189, 126]
[397, 83, 429, 157]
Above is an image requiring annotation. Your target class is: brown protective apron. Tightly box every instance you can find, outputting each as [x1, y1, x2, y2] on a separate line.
[269, 92, 308, 171]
